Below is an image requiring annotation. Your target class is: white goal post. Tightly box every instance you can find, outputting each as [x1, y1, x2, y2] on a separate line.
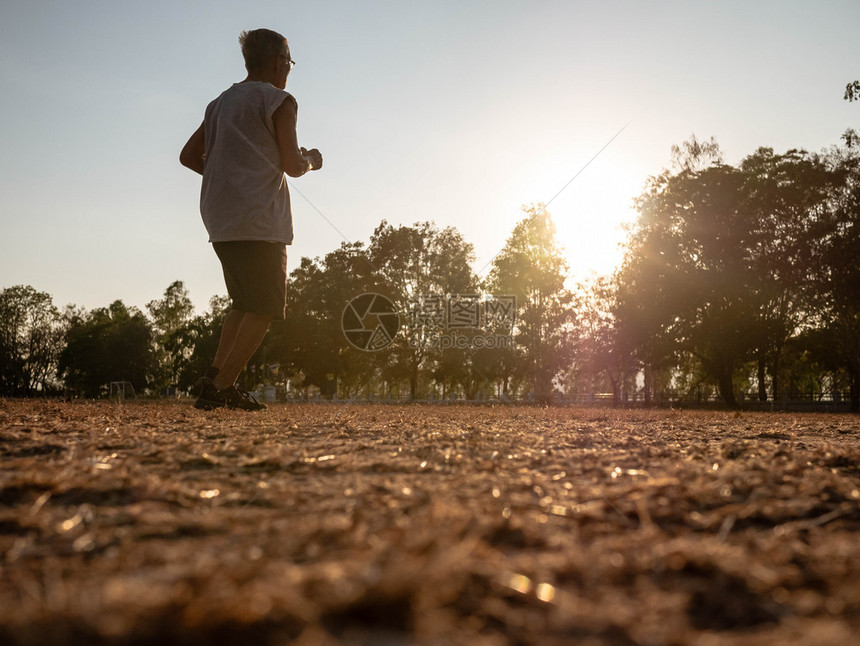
[109, 381, 136, 402]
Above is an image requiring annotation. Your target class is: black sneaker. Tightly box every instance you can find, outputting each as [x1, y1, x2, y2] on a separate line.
[192, 376, 214, 398]
[218, 386, 267, 411]
[193, 379, 223, 410]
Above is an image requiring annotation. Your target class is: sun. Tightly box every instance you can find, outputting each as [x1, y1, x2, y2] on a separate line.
[547, 160, 642, 282]
[506, 143, 644, 284]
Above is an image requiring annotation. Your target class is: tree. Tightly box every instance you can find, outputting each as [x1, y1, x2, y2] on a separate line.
[59, 301, 155, 397]
[569, 276, 635, 406]
[669, 134, 723, 173]
[620, 138, 841, 406]
[488, 205, 573, 403]
[268, 241, 381, 398]
[739, 148, 838, 400]
[147, 280, 195, 390]
[807, 144, 860, 410]
[0, 285, 64, 396]
[843, 81, 859, 147]
[369, 221, 476, 399]
[625, 155, 762, 406]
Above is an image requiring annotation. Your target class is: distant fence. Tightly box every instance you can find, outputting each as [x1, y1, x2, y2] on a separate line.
[273, 390, 854, 411]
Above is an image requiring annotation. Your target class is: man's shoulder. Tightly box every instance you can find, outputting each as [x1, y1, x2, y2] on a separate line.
[226, 83, 295, 106]
[205, 84, 295, 124]
[259, 84, 296, 106]
[278, 91, 297, 111]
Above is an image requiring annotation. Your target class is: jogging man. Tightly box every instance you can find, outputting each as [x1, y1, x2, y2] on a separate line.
[180, 28, 322, 410]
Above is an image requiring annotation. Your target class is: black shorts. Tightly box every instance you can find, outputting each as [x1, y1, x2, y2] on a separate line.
[212, 241, 287, 320]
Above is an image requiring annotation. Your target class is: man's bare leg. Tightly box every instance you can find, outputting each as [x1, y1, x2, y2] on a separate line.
[212, 311, 273, 390]
[211, 309, 245, 374]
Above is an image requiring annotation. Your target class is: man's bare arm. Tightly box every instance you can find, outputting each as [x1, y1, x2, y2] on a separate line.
[180, 122, 205, 175]
[273, 96, 322, 178]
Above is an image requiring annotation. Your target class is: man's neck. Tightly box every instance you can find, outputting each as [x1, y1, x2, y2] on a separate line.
[241, 74, 272, 85]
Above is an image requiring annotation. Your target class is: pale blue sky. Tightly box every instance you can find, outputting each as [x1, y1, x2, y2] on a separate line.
[1, 0, 857, 313]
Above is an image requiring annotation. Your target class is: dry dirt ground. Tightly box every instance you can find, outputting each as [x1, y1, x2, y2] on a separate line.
[1, 400, 859, 645]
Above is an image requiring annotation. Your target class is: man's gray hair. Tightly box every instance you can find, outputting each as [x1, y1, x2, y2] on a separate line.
[239, 28, 286, 73]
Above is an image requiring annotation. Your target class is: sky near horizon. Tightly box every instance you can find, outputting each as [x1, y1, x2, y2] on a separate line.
[0, 0, 857, 314]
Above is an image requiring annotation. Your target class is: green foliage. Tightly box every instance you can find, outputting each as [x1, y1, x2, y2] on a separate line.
[617, 136, 854, 407]
[623, 160, 755, 405]
[567, 275, 635, 405]
[488, 204, 573, 402]
[805, 145, 860, 409]
[368, 221, 477, 399]
[843, 81, 859, 147]
[267, 241, 382, 397]
[0, 285, 64, 396]
[7, 120, 860, 405]
[58, 301, 155, 397]
[669, 134, 723, 173]
[147, 280, 195, 389]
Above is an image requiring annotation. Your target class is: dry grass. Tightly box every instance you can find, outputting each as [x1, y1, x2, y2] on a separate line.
[1, 399, 859, 645]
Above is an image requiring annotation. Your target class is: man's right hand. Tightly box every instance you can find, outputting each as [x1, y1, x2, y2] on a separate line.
[301, 147, 323, 170]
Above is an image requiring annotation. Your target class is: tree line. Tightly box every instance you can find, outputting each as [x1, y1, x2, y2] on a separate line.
[2, 87, 857, 409]
[0, 209, 570, 404]
[610, 138, 860, 410]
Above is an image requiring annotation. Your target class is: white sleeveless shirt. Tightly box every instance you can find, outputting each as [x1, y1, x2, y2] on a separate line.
[200, 82, 294, 244]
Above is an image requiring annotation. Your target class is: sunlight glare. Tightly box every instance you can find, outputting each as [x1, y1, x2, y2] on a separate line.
[517, 154, 643, 281]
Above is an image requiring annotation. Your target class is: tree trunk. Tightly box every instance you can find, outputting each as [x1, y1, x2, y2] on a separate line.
[409, 365, 418, 400]
[717, 369, 738, 408]
[534, 365, 552, 404]
[643, 365, 652, 406]
[465, 381, 477, 400]
[851, 369, 859, 413]
[771, 355, 781, 402]
[757, 356, 767, 402]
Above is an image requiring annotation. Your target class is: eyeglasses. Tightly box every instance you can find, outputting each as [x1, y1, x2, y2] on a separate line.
[280, 55, 296, 70]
